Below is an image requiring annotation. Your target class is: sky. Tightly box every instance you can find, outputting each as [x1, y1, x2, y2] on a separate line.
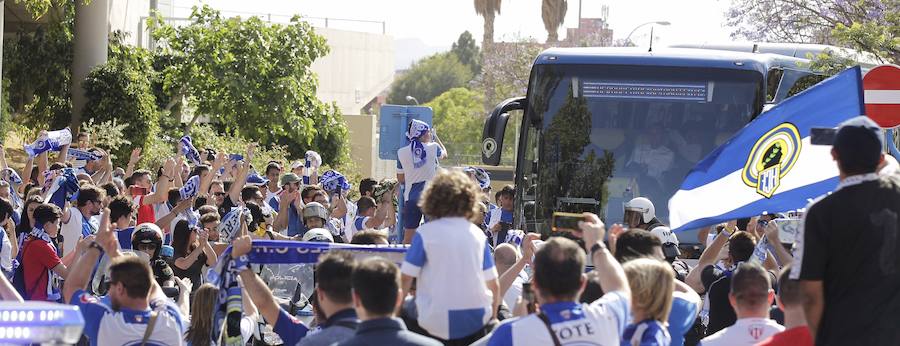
[174, 0, 737, 47]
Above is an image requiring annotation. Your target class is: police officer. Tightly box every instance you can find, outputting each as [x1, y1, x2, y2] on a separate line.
[623, 197, 689, 280]
[131, 223, 175, 289]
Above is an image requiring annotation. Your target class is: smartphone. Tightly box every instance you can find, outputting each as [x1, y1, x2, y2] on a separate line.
[130, 185, 149, 196]
[522, 282, 536, 314]
[771, 218, 802, 244]
[810, 127, 837, 145]
[552, 212, 584, 232]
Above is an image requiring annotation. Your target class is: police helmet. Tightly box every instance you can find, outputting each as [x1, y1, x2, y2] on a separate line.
[132, 223, 164, 259]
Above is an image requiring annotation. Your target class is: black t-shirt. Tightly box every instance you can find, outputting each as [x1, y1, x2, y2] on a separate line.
[701, 265, 734, 336]
[793, 174, 900, 345]
[171, 252, 207, 292]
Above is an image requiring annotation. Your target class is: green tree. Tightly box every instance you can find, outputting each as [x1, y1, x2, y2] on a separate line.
[80, 35, 160, 165]
[149, 6, 349, 163]
[426, 88, 485, 165]
[452, 31, 482, 74]
[726, 0, 899, 64]
[387, 52, 474, 105]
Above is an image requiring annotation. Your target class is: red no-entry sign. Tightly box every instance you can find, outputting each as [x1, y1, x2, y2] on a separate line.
[863, 65, 900, 128]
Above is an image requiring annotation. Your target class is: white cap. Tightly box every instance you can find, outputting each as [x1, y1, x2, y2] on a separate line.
[291, 161, 304, 169]
[301, 228, 334, 242]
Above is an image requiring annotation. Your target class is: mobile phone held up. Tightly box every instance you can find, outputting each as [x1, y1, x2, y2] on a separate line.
[522, 282, 536, 314]
[552, 212, 584, 233]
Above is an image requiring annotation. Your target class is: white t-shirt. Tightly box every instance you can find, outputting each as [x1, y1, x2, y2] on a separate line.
[0, 230, 12, 272]
[699, 317, 784, 346]
[396, 142, 442, 201]
[487, 291, 631, 346]
[61, 207, 98, 257]
[342, 199, 358, 240]
[401, 217, 497, 340]
[502, 272, 528, 309]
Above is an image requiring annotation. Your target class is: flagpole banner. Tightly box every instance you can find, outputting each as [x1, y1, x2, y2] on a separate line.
[669, 67, 866, 232]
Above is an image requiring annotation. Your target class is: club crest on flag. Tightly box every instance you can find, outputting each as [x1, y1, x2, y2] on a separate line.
[741, 122, 802, 198]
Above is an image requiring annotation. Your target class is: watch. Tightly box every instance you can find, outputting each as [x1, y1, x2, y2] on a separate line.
[590, 242, 607, 256]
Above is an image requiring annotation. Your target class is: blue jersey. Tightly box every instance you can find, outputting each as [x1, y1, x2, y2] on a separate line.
[72, 289, 186, 346]
[622, 320, 670, 346]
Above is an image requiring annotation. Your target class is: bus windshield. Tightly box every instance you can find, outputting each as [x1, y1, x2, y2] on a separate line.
[521, 64, 763, 231]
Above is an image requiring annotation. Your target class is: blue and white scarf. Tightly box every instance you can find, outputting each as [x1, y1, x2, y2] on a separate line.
[320, 170, 351, 194]
[67, 148, 101, 161]
[180, 136, 202, 166]
[24, 128, 71, 158]
[179, 175, 200, 200]
[42, 168, 80, 210]
[217, 207, 249, 243]
[407, 119, 430, 168]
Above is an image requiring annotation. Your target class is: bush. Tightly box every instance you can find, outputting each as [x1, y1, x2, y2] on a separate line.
[81, 60, 159, 166]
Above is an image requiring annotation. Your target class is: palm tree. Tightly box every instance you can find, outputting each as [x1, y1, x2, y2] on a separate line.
[474, 0, 502, 46]
[541, 0, 567, 43]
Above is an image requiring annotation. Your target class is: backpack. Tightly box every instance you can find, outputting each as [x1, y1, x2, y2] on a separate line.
[11, 239, 41, 300]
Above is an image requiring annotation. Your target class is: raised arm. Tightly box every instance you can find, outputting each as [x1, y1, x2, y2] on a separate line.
[764, 221, 793, 266]
[142, 158, 175, 206]
[685, 228, 730, 293]
[56, 143, 70, 163]
[125, 148, 142, 179]
[233, 235, 283, 325]
[64, 211, 113, 302]
[499, 233, 539, 297]
[579, 213, 629, 296]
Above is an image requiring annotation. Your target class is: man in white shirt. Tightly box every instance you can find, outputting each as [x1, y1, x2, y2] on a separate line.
[700, 262, 784, 346]
[486, 213, 631, 346]
[396, 119, 446, 244]
[493, 244, 527, 309]
[60, 184, 105, 257]
[347, 196, 391, 241]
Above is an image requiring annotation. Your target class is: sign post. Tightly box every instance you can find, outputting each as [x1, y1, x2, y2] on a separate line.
[378, 105, 433, 243]
[863, 64, 900, 128]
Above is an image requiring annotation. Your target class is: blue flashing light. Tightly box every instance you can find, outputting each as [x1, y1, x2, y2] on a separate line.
[0, 302, 85, 344]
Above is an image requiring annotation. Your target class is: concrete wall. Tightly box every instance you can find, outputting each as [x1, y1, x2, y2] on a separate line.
[311, 27, 394, 116]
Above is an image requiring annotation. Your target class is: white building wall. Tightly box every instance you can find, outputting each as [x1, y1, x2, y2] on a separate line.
[108, 0, 175, 46]
[311, 27, 394, 116]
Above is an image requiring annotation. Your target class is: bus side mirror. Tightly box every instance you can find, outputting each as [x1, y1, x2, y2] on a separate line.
[482, 97, 526, 166]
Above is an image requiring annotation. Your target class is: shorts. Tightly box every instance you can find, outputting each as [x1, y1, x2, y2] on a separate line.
[403, 182, 426, 229]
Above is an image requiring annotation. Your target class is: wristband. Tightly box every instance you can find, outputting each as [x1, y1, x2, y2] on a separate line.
[589, 242, 607, 257]
[87, 241, 105, 254]
[231, 255, 250, 273]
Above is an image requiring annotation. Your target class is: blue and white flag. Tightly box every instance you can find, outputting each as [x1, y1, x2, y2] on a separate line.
[668, 67, 866, 232]
[67, 148, 101, 162]
[24, 128, 71, 157]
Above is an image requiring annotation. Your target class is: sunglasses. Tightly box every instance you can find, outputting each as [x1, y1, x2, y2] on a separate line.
[214, 192, 227, 197]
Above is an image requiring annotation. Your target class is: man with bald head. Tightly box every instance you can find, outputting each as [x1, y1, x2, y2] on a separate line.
[494, 243, 527, 309]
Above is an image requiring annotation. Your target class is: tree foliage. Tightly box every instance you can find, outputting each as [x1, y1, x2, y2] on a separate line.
[426, 88, 485, 165]
[452, 31, 482, 74]
[541, 0, 568, 43]
[473, 0, 502, 45]
[387, 52, 474, 105]
[148, 5, 349, 163]
[726, 0, 899, 63]
[81, 34, 160, 165]
[475, 39, 544, 106]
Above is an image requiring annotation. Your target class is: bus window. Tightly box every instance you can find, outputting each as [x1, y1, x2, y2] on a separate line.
[786, 74, 827, 98]
[766, 68, 784, 103]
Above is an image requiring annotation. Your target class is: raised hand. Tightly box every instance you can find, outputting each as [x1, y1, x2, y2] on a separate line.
[577, 212, 606, 250]
[129, 148, 142, 165]
[521, 233, 541, 264]
[163, 158, 177, 179]
[232, 235, 252, 257]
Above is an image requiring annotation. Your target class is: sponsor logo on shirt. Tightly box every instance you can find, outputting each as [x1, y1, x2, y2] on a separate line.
[748, 324, 765, 340]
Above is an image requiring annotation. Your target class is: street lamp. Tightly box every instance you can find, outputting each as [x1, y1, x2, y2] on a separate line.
[405, 95, 419, 105]
[625, 21, 670, 46]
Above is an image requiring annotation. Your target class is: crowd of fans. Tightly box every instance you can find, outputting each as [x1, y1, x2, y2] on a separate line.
[0, 115, 897, 346]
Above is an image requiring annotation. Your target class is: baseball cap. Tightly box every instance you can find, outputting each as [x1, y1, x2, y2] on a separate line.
[246, 173, 269, 186]
[301, 228, 334, 242]
[280, 173, 302, 186]
[812, 116, 884, 172]
[291, 161, 304, 169]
